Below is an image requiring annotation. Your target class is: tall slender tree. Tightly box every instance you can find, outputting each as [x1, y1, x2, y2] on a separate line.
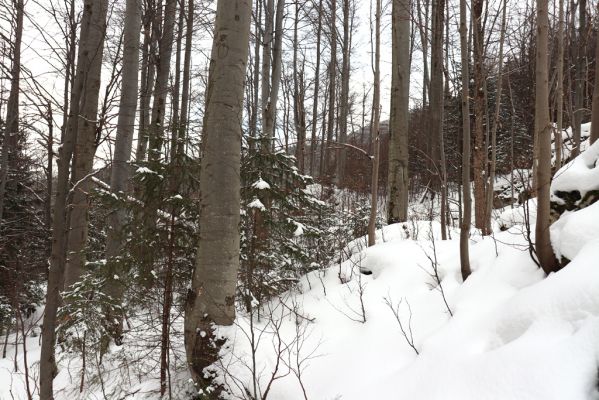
[459, 0, 472, 280]
[104, 0, 142, 342]
[0, 0, 24, 226]
[368, 0, 381, 247]
[387, 0, 411, 224]
[534, 0, 559, 273]
[430, 0, 447, 239]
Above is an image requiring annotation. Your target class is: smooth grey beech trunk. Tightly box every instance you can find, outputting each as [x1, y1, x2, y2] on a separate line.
[104, 0, 142, 341]
[387, 0, 410, 224]
[184, 0, 252, 392]
[63, 0, 109, 288]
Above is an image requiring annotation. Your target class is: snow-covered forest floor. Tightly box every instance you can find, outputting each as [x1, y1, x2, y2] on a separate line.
[2, 129, 599, 400]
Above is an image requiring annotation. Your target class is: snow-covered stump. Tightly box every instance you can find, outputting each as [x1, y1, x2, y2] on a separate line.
[550, 138, 599, 265]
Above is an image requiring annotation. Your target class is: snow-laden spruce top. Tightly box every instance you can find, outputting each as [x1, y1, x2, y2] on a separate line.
[551, 136, 599, 201]
[251, 177, 271, 190]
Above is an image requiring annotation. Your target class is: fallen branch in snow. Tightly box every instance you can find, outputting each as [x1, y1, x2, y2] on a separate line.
[383, 296, 419, 355]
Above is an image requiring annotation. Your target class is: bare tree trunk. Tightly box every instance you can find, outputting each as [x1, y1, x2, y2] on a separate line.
[310, 0, 323, 176]
[484, 0, 506, 234]
[293, 2, 307, 173]
[184, 0, 251, 392]
[336, 0, 351, 185]
[325, 0, 338, 181]
[178, 0, 193, 156]
[136, 1, 160, 163]
[472, 0, 486, 232]
[459, 0, 472, 280]
[104, 0, 141, 342]
[41, 2, 108, 397]
[63, 0, 109, 288]
[261, 0, 284, 150]
[431, 0, 447, 239]
[535, 0, 559, 273]
[170, 0, 184, 162]
[367, 0, 381, 247]
[147, 0, 177, 163]
[590, 2, 599, 144]
[555, 0, 565, 164]
[387, 0, 410, 224]
[0, 0, 24, 226]
[572, 0, 586, 157]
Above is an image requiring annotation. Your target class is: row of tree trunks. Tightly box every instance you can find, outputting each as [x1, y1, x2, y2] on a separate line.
[40, 1, 109, 398]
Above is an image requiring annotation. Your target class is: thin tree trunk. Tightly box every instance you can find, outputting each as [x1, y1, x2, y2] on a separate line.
[535, 0, 559, 273]
[104, 0, 141, 342]
[325, 0, 338, 181]
[472, 0, 486, 232]
[184, 0, 252, 393]
[368, 0, 381, 247]
[431, 0, 447, 239]
[572, 0, 586, 157]
[63, 0, 110, 288]
[310, 0, 323, 176]
[555, 0, 565, 164]
[178, 0, 194, 156]
[459, 0, 471, 279]
[136, 1, 160, 163]
[0, 0, 24, 226]
[484, 0, 506, 234]
[147, 0, 177, 163]
[293, 2, 307, 173]
[336, 0, 351, 185]
[387, 0, 410, 224]
[590, 1, 599, 144]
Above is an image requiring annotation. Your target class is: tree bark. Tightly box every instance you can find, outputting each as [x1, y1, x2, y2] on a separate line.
[261, 0, 284, 149]
[63, 0, 109, 288]
[325, 0, 338, 180]
[367, 0, 381, 247]
[336, 0, 352, 185]
[0, 0, 24, 226]
[572, 0, 586, 157]
[555, 0, 565, 164]
[147, 0, 177, 163]
[310, 0, 323, 177]
[534, 0, 559, 273]
[484, 0, 506, 234]
[590, 2, 599, 144]
[178, 0, 194, 156]
[472, 0, 486, 232]
[431, 0, 446, 239]
[184, 0, 252, 391]
[387, 0, 410, 224]
[104, 0, 142, 342]
[459, 0, 472, 280]
[40, 2, 108, 397]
